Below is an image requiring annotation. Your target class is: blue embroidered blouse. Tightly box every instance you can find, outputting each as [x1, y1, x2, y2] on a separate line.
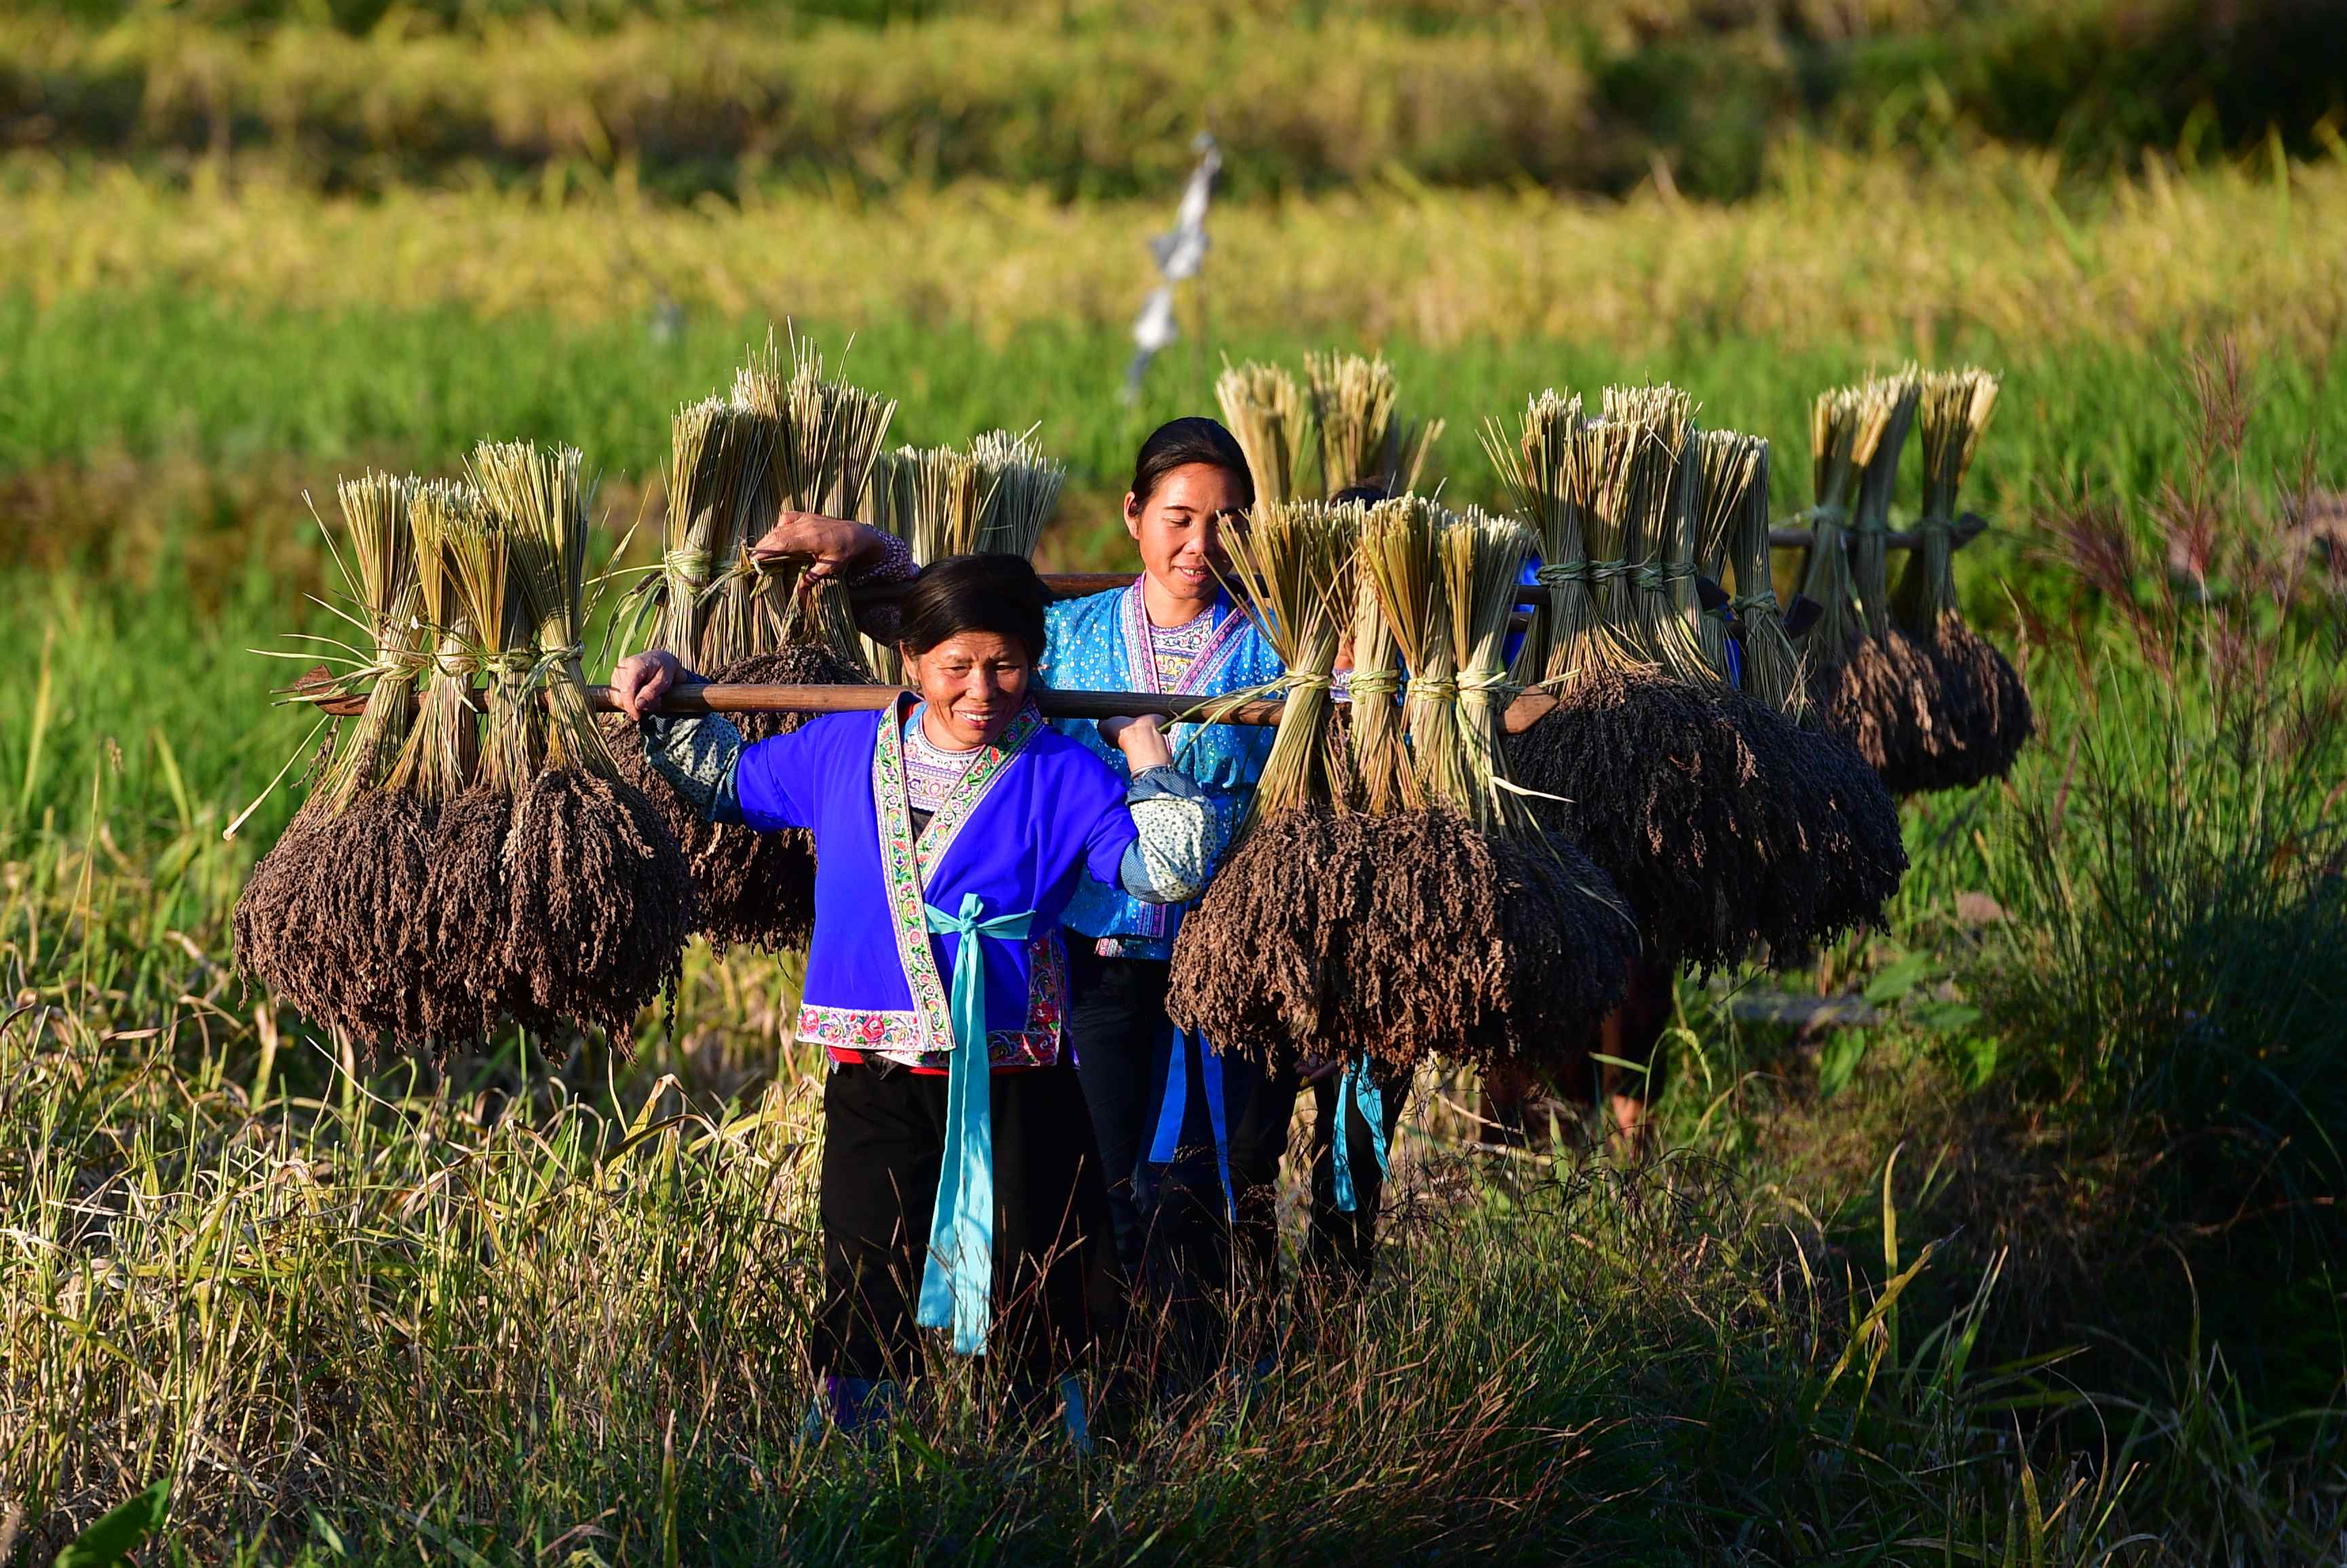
[643, 694, 1219, 1070]
[1037, 584, 1284, 959]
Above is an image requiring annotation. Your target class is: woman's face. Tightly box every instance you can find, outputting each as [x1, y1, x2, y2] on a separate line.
[902, 631, 1033, 749]
[1124, 462, 1250, 613]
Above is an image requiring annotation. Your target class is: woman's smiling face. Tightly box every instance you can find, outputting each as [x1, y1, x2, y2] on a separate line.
[1125, 461, 1249, 613]
[902, 630, 1032, 749]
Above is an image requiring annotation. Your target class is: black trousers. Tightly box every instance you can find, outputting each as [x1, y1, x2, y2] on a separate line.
[1065, 945, 1272, 1373]
[812, 1058, 1108, 1387]
[1227, 1054, 1412, 1288]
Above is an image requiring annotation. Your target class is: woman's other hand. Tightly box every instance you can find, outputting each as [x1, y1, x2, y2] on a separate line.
[611, 649, 686, 721]
[749, 512, 887, 581]
[1099, 714, 1175, 773]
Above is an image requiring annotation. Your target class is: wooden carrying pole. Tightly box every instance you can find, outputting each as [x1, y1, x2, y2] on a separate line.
[592, 683, 1566, 733]
[293, 673, 1562, 734]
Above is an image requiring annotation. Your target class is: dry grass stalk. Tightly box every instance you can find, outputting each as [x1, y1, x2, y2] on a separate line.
[734, 332, 896, 659]
[692, 402, 782, 671]
[1215, 359, 1308, 504]
[1361, 495, 1466, 808]
[632, 396, 727, 660]
[1344, 503, 1414, 815]
[472, 440, 615, 780]
[1795, 387, 1871, 665]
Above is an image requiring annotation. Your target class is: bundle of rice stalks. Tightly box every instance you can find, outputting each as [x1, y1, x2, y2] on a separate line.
[1168, 495, 1632, 1074]
[734, 334, 896, 664]
[385, 482, 506, 1045]
[234, 472, 434, 1050]
[1895, 368, 2033, 788]
[1215, 359, 1307, 504]
[969, 427, 1067, 558]
[1797, 383, 1929, 780]
[1692, 429, 1762, 685]
[1710, 433, 1807, 718]
[1601, 383, 1711, 685]
[1305, 350, 1443, 497]
[1499, 393, 1905, 970]
[472, 440, 695, 1045]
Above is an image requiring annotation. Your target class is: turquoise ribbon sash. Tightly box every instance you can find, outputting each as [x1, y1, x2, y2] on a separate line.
[915, 891, 1035, 1357]
[1148, 1028, 1236, 1225]
[1330, 1058, 1392, 1215]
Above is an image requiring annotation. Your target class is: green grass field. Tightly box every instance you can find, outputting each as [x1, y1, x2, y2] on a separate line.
[4, 16, 2347, 1554]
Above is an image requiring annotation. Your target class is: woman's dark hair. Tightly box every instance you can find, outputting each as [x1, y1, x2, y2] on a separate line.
[1129, 416, 1254, 512]
[896, 554, 1051, 665]
[1330, 482, 1391, 506]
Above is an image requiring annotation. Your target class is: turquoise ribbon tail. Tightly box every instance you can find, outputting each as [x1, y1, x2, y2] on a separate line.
[916, 892, 1033, 1358]
[1149, 1028, 1236, 1226]
[1331, 1059, 1392, 1215]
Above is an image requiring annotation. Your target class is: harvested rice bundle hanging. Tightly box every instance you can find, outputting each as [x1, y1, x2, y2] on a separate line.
[1802, 376, 1950, 788]
[384, 482, 496, 1044]
[1500, 396, 1868, 971]
[969, 427, 1067, 559]
[1368, 500, 1630, 1068]
[1164, 497, 1361, 1062]
[425, 489, 556, 1038]
[472, 440, 695, 1045]
[234, 472, 432, 1050]
[1305, 350, 1443, 497]
[649, 345, 881, 949]
[1895, 368, 2032, 788]
[735, 336, 896, 666]
[601, 401, 823, 953]
[1715, 434, 1808, 718]
[1848, 370, 1947, 789]
[1170, 496, 1631, 1073]
[1215, 359, 1308, 504]
[1692, 429, 1763, 685]
[1797, 385, 1919, 778]
[1692, 431, 1907, 955]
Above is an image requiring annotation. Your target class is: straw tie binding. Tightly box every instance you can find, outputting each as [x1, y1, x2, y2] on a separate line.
[663, 546, 713, 585]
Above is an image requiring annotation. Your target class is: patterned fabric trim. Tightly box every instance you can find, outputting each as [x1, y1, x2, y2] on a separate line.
[1114, 583, 1250, 940]
[1116, 581, 1251, 701]
[869, 695, 1047, 1056]
[799, 930, 1067, 1070]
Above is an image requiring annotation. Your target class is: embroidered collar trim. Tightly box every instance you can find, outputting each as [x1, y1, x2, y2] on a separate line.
[1117, 580, 1248, 699]
[871, 694, 1045, 1055]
